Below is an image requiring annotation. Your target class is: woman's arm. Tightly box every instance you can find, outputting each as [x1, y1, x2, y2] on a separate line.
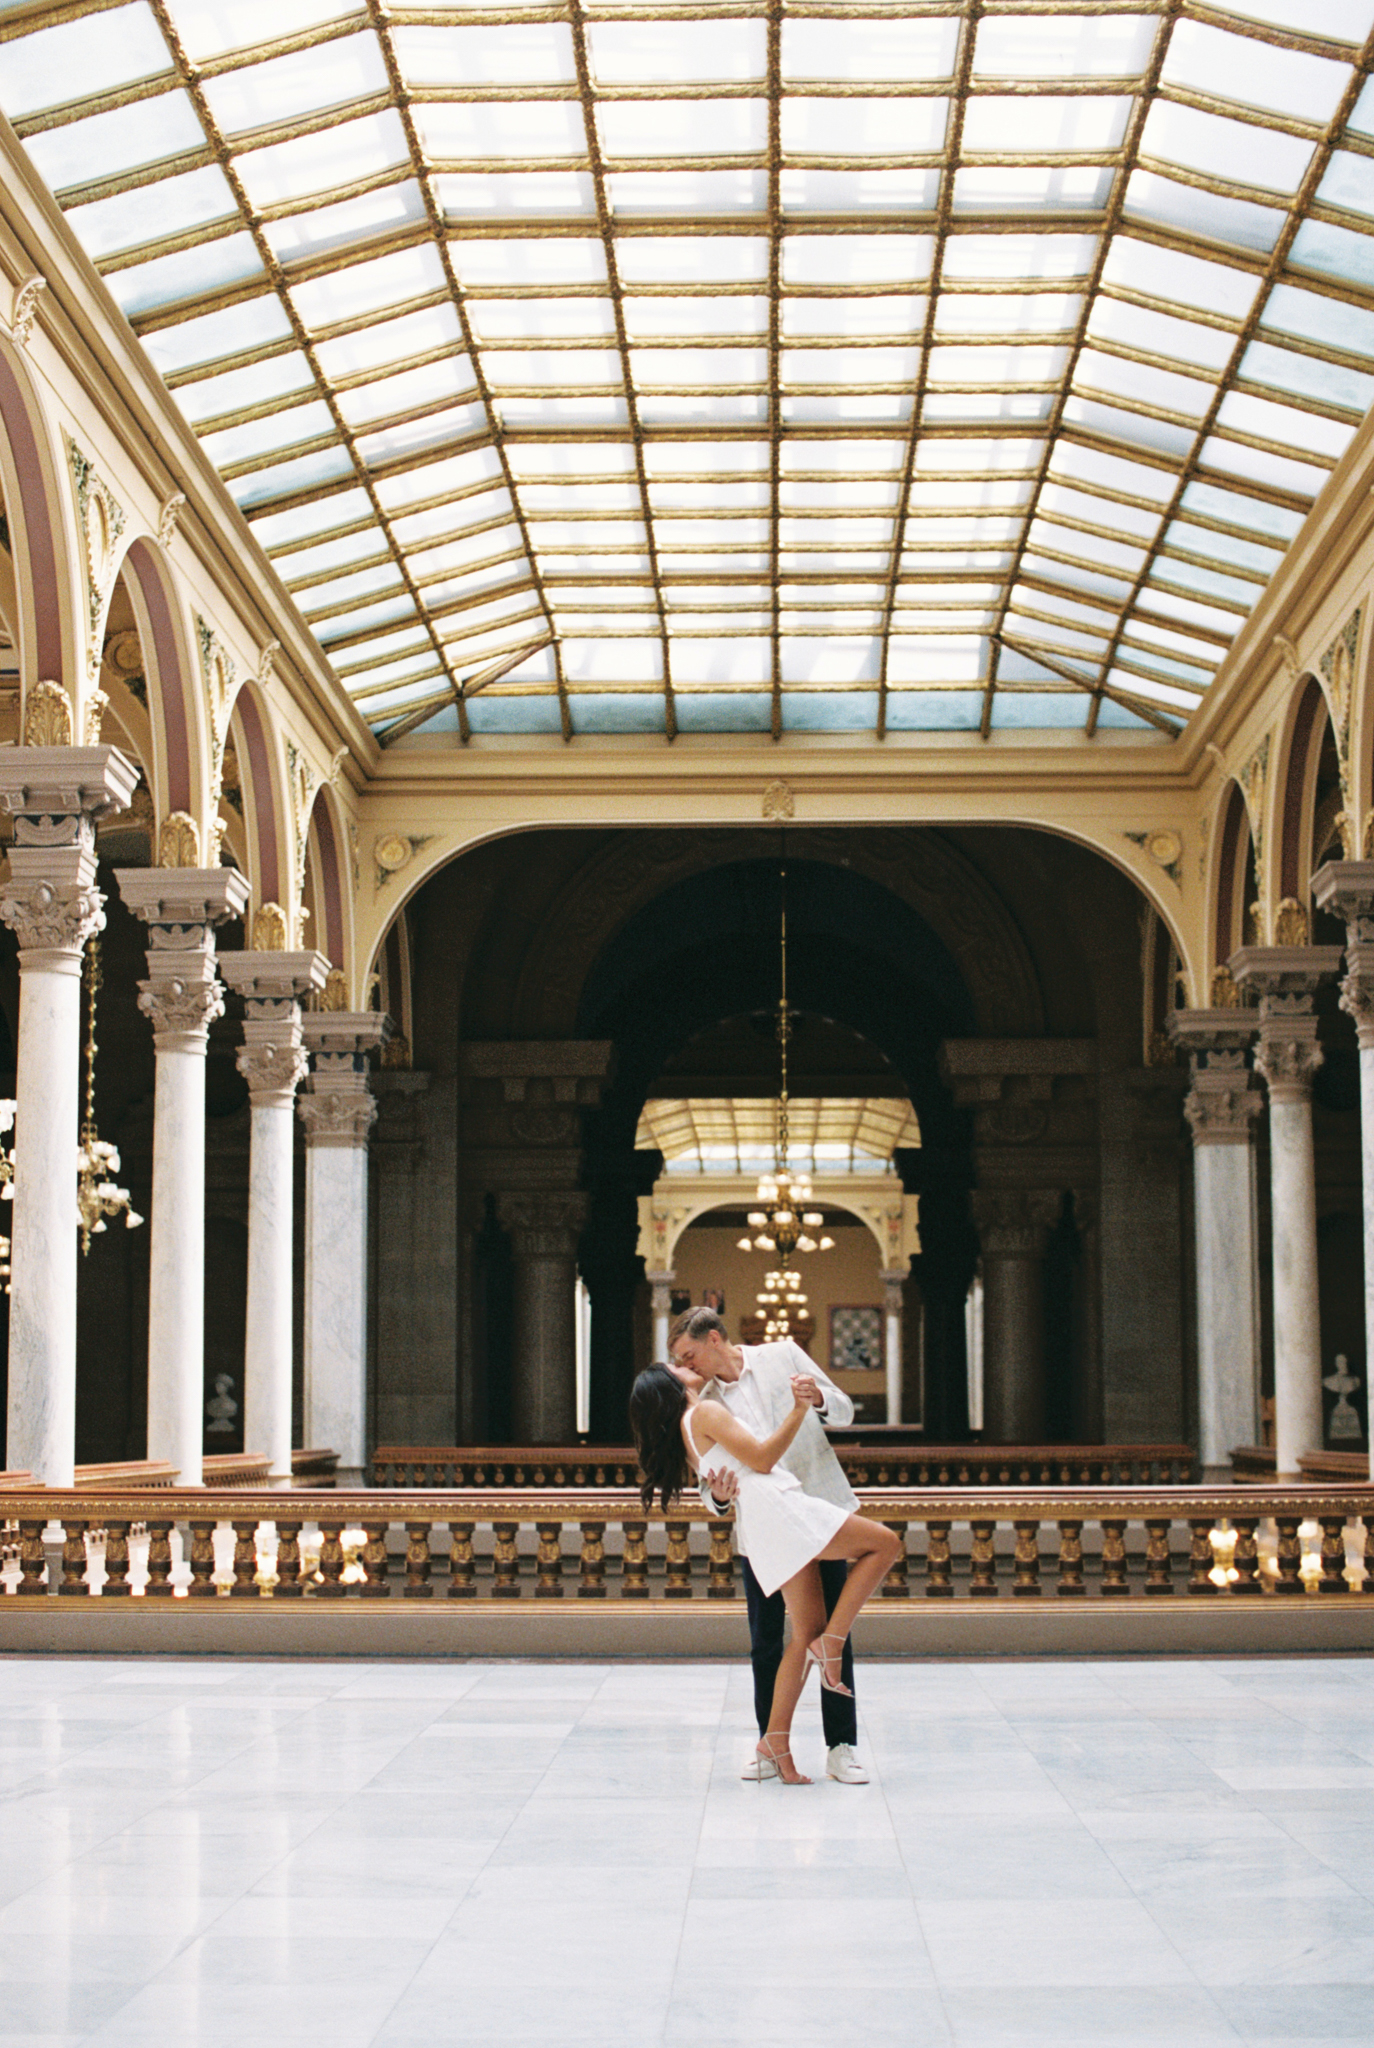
[693, 1391, 809, 1474]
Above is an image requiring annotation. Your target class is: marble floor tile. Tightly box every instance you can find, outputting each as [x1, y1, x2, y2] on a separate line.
[0, 1653, 1372, 2046]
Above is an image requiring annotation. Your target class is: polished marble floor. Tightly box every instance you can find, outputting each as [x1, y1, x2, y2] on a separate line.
[1, 1654, 1373, 2047]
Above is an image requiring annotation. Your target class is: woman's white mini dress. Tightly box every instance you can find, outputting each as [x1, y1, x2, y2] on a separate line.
[687, 1405, 849, 1597]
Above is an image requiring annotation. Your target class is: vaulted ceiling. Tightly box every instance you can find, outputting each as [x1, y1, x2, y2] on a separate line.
[5, 2, 1374, 745]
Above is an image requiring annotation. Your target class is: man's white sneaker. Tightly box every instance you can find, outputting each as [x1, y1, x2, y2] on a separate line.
[740, 1753, 780, 1781]
[826, 1744, 868, 1784]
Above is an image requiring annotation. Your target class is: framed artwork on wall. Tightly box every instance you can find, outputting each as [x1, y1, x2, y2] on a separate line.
[702, 1287, 725, 1315]
[669, 1290, 691, 1319]
[830, 1305, 881, 1373]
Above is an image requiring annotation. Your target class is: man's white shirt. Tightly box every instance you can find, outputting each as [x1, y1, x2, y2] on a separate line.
[697, 1339, 858, 1544]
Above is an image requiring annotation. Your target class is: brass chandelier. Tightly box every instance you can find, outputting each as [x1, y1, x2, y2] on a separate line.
[737, 863, 833, 1339]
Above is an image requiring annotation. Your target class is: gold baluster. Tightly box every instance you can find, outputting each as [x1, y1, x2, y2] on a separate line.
[315, 1520, 346, 1597]
[969, 1519, 997, 1597]
[622, 1519, 649, 1598]
[1056, 1520, 1085, 1596]
[1143, 1519, 1174, 1595]
[1012, 1520, 1041, 1596]
[924, 1519, 953, 1598]
[1187, 1519, 1217, 1595]
[59, 1519, 88, 1596]
[447, 1522, 476, 1598]
[664, 1519, 692, 1597]
[535, 1521, 564, 1598]
[881, 1522, 909, 1597]
[1099, 1519, 1130, 1597]
[578, 1520, 607, 1598]
[1319, 1516, 1350, 1594]
[361, 1522, 391, 1597]
[144, 1520, 174, 1597]
[101, 1521, 131, 1598]
[274, 1520, 304, 1598]
[706, 1514, 735, 1598]
[187, 1519, 218, 1597]
[17, 1520, 46, 1596]
[229, 1520, 259, 1597]
[1274, 1515, 1303, 1595]
[492, 1521, 521, 1597]
[404, 1522, 433, 1598]
[1231, 1516, 1260, 1595]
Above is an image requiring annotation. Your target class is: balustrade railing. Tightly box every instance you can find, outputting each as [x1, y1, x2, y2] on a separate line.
[369, 1444, 1195, 1489]
[3, 1484, 1371, 1603]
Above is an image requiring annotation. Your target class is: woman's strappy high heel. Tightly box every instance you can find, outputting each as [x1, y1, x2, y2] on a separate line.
[804, 1632, 852, 1697]
[756, 1733, 810, 1785]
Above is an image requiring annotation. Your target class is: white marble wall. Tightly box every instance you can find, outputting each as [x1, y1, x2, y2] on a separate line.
[303, 1142, 369, 1481]
[6, 964, 83, 1484]
[1193, 1141, 1261, 1471]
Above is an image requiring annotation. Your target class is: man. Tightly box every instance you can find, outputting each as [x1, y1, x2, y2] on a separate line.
[666, 1305, 869, 1784]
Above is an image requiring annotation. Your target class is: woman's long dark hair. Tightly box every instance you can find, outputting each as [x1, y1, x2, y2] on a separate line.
[629, 1364, 690, 1512]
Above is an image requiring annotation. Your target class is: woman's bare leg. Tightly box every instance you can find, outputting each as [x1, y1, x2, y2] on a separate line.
[759, 1564, 826, 1783]
[805, 1515, 903, 1688]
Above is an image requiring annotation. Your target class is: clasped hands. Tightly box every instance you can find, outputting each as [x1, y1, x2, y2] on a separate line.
[708, 1375, 823, 1509]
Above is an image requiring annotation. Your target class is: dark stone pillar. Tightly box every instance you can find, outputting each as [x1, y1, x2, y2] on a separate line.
[971, 1189, 1060, 1441]
[497, 1192, 587, 1442]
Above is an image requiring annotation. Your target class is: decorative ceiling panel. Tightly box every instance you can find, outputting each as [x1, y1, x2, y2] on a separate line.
[4, 1, 1374, 743]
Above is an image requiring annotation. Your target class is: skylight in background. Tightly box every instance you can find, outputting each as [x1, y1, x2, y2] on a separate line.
[3, 1, 1373, 743]
[636, 1096, 921, 1175]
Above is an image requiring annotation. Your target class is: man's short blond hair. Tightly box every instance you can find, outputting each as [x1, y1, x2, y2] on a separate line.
[668, 1305, 727, 1349]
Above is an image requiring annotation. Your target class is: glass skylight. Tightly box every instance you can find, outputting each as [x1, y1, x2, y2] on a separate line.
[4, 1, 1373, 742]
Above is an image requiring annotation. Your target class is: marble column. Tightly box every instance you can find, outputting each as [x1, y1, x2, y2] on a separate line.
[1231, 944, 1343, 1478]
[648, 1270, 674, 1363]
[0, 747, 138, 1485]
[1313, 860, 1374, 1479]
[220, 950, 327, 1479]
[881, 1270, 905, 1424]
[115, 867, 250, 1486]
[1169, 1009, 1264, 1478]
[298, 1011, 390, 1487]
[969, 1189, 1061, 1442]
[496, 1191, 589, 1443]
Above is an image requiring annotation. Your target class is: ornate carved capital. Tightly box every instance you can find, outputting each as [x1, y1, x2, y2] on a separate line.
[1230, 947, 1340, 1103]
[138, 969, 225, 1055]
[1254, 1023, 1324, 1101]
[297, 1087, 377, 1147]
[497, 1190, 588, 1263]
[0, 877, 104, 964]
[1183, 1074, 1263, 1145]
[970, 1188, 1061, 1261]
[237, 1027, 309, 1108]
[1340, 940, 1374, 1053]
[1312, 858, 1374, 945]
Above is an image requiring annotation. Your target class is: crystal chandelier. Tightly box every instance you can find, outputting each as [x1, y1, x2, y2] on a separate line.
[737, 863, 833, 1321]
[76, 936, 142, 1255]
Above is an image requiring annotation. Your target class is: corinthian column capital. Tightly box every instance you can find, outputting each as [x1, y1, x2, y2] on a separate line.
[1230, 945, 1343, 1105]
[1169, 1008, 1262, 1146]
[0, 746, 139, 972]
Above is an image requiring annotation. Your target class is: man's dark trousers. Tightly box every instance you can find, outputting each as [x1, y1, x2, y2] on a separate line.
[741, 1556, 857, 1747]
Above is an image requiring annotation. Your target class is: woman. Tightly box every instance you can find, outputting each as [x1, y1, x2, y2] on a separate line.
[629, 1362, 901, 1785]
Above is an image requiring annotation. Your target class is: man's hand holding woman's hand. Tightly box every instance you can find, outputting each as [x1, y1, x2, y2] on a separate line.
[790, 1374, 823, 1408]
[710, 1467, 741, 1509]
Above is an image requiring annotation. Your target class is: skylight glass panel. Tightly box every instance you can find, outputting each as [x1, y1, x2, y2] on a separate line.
[7, 0, 1367, 741]
[2, 3, 169, 117]
[394, 23, 576, 85]
[234, 113, 410, 209]
[202, 36, 391, 136]
[1162, 21, 1350, 125]
[973, 14, 1158, 79]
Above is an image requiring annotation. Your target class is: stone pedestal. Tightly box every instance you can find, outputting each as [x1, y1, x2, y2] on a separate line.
[0, 747, 139, 1484]
[882, 1270, 905, 1424]
[496, 1192, 589, 1442]
[1313, 860, 1374, 1479]
[298, 1011, 391, 1487]
[115, 867, 251, 1486]
[1170, 1009, 1263, 1478]
[220, 950, 327, 1478]
[1231, 945, 1344, 1478]
[969, 1189, 1061, 1442]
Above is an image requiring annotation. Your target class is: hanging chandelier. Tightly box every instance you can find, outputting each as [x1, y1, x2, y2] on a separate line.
[76, 936, 142, 1255]
[737, 862, 833, 1321]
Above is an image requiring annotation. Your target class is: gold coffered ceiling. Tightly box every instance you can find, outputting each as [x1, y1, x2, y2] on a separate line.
[4, 1, 1374, 743]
